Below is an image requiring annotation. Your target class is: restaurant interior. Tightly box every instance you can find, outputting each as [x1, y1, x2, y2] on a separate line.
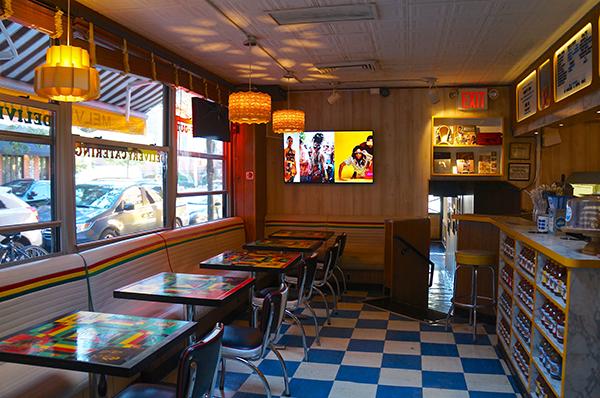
[1, 0, 600, 397]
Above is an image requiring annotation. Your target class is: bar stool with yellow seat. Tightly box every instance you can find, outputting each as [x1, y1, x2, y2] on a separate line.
[445, 249, 497, 341]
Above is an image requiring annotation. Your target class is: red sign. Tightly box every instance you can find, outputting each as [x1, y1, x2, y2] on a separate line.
[458, 88, 488, 111]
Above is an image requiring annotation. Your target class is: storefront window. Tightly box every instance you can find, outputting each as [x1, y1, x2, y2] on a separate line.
[175, 88, 227, 226]
[0, 95, 57, 262]
[73, 70, 168, 244]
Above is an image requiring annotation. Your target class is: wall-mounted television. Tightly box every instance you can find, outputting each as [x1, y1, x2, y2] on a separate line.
[283, 131, 373, 184]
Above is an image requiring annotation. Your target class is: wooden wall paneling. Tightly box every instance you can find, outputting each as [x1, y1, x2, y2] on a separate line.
[539, 122, 600, 185]
[456, 220, 500, 316]
[267, 87, 511, 219]
[233, 124, 266, 242]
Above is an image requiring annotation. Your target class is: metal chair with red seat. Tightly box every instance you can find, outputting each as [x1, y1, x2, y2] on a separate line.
[220, 286, 290, 398]
[114, 323, 224, 398]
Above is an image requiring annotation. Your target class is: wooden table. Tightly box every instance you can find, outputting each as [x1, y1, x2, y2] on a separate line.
[0, 311, 196, 398]
[243, 238, 322, 253]
[114, 272, 255, 328]
[269, 229, 334, 241]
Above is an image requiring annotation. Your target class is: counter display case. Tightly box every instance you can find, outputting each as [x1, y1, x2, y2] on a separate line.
[497, 230, 599, 398]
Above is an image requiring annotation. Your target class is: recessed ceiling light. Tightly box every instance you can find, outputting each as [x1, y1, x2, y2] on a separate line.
[559, 123, 564, 127]
[596, 110, 600, 114]
[268, 4, 377, 25]
[534, 131, 539, 135]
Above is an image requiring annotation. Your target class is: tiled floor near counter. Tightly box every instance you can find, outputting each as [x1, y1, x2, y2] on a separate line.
[217, 291, 522, 398]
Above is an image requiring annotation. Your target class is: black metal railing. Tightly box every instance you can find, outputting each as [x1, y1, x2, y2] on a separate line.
[394, 236, 435, 287]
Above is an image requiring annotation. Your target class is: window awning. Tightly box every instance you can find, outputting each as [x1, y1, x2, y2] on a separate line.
[0, 20, 163, 114]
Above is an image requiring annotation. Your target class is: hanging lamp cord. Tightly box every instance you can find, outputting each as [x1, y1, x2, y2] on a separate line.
[248, 41, 252, 92]
[66, 0, 70, 46]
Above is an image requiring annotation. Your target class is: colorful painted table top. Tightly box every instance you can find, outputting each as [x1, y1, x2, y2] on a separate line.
[199, 250, 301, 273]
[0, 311, 195, 377]
[269, 229, 334, 241]
[243, 238, 322, 253]
[114, 272, 254, 306]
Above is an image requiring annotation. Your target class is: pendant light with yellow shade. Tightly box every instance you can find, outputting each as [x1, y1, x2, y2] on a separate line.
[34, 0, 100, 102]
[228, 35, 271, 124]
[272, 73, 304, 134]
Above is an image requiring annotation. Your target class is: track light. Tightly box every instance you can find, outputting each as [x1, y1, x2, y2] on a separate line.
[327, 89, 341, 105]
[426, 78, 440, 104]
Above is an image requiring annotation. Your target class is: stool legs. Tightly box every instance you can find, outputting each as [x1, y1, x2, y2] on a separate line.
[446, 263, 495, 341]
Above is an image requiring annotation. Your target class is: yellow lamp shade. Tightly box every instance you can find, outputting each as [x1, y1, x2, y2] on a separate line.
[34, 45, 100, 102]
[272, 109, 305, 134]
[228, 91, 271, 124]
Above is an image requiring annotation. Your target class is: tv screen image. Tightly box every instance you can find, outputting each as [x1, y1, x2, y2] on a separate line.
[283, 131, 373, 184]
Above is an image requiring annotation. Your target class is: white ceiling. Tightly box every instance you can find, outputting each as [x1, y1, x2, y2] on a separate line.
[78, 0, 599, 89]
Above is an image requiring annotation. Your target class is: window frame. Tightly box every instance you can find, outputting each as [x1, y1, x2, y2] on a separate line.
[0, 94, 61, 266]
[174, 87, 230, 225]
[72, 85, 171, 250]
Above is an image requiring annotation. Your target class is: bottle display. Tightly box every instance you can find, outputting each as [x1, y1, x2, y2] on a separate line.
[500, 291, 512, 317]
[513, 341, 530, 378]
[541, 259, 568, 302]
[501, 265, 513, 288]
[534, 375, 557, 398]
[518, 246, 536, 277]
[502, 236, 516, 260]
[499, 317, 511, 347]
[515, 310, 532, 345]
[540, 301, 565, 345]
[517, 279, 534, 313]
[538, 340, 562, 381]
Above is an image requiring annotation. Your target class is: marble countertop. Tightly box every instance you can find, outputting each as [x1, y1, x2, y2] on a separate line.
[454, 214, 600, 268]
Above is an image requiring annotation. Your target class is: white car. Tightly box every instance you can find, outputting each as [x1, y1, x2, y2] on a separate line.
[0, 192, 42, 246]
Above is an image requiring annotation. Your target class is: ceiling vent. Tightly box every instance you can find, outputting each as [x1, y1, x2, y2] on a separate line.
[315, 60, 378, 74]
[268, 4, 377, 25]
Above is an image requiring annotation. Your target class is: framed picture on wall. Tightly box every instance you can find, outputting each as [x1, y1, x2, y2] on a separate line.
[508, 163, 531, 181]
[509, 142, 531, 160]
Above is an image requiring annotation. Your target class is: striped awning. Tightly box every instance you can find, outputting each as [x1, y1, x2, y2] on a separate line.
[0, 20, 163, 113]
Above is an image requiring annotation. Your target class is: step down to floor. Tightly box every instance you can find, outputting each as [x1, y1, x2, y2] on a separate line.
[362, 297, 447, 324]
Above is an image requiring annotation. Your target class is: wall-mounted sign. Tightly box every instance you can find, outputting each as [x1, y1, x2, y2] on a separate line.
[517, 71, 537, 121]
[538, 60, 552, 110]
[458, 88, 488, 111]
[554, 23, 593, 102]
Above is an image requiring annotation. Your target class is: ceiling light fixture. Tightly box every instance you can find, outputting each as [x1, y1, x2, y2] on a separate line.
[228, 35, 271, 124]
[268, 3, 377, 25]
[272, 73, 305, 134]
[327, 88, 341, 105]
[34, 0, 100, 102]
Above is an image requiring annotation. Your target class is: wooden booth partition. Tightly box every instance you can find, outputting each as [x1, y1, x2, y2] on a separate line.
[455, 219, 500, 316]
[384, 218, 431, 311]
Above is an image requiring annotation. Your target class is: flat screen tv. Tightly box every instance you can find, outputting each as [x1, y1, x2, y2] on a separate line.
[191, 97, 230, 141]
[283, 131, 373, 184]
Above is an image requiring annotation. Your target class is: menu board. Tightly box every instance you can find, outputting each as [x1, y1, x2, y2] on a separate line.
[554, 23, 593, 102]
[538, 60, 552, 110]
[516, 70, 537, 121]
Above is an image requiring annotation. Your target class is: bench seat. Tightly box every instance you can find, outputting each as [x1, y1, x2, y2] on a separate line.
[0, 255, 90, 398]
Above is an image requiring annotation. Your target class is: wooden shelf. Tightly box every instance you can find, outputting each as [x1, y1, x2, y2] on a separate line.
[534, 321, 564, 356]
[532, 357, 562, 398]
[537, 282, 567, 311]
[433, 144, 502, 148]
[513, 324, 532, 356]
[432, 173, 503, 177]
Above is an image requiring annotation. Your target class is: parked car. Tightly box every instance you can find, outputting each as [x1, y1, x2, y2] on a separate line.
[2, 179, 51, 208]
[0, 191, 42, 246]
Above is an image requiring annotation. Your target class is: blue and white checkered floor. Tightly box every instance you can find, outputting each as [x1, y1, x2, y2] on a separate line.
[218, 291, 522, 398]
